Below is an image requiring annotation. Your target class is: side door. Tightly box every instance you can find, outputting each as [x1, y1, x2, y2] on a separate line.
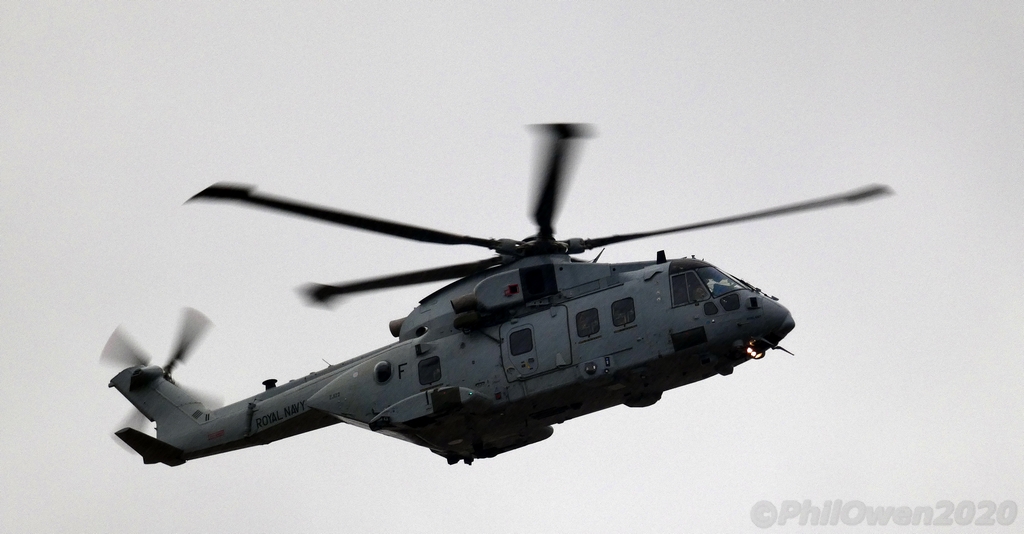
[500, 306, 572, 382]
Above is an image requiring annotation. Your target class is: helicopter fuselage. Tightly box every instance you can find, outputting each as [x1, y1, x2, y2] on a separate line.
[110, 253, 794, 466]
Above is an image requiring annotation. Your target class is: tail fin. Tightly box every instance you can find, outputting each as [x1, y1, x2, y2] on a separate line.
[109, 366, 212, 465]
[113, 428, 185, 466]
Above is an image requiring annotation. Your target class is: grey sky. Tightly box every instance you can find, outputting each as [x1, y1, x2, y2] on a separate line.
[2, 2, 1022, 532]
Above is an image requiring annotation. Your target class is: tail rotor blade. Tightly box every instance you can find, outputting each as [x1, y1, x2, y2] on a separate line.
[100, 328, 151, 368]
[119, 409, 151, 429]
[112, 409, 152, 454]
[179, 383, 224, 410]
[164, 308, 212, 378]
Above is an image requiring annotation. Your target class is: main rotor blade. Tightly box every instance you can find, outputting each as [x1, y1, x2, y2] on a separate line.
[302, 256, 505, 305]
[100, 328, 151, 368]
[164, 308, 211, 378]
[583, 184, 893, 249]
[532, 124, 592, 241]
[189, 184, 502, 250]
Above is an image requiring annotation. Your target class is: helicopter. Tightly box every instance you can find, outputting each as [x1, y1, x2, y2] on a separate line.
[104, 124, 891, 466]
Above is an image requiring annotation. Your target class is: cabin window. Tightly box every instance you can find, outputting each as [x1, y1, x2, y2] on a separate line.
[418, 356, 441, 385]
[509, 328, 533, 356]
[703, 301, 719, 316]
[611, 298, 635, 326]
[576, 308, 600, 337]
[671, 271, 709, 306]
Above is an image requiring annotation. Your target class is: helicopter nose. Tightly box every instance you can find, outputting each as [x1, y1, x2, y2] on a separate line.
[762, 299, 795, 344]
[776, 312, 795, 339]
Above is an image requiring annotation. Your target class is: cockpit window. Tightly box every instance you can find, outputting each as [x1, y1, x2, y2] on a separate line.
[696, 267, 745, 297]
[671, 271, 709, 306]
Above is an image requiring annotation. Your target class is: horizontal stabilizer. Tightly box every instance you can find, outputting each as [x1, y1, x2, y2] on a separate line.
[114, 428, 186, 467]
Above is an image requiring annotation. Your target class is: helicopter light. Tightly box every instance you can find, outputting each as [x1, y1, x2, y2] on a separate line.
[374, 361, 393, 384]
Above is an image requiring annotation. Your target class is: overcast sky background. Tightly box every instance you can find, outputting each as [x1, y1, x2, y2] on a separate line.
[2, 2, 1022, 533]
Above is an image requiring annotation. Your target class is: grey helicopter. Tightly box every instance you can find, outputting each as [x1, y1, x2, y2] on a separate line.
[104, 124, 891, 466]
